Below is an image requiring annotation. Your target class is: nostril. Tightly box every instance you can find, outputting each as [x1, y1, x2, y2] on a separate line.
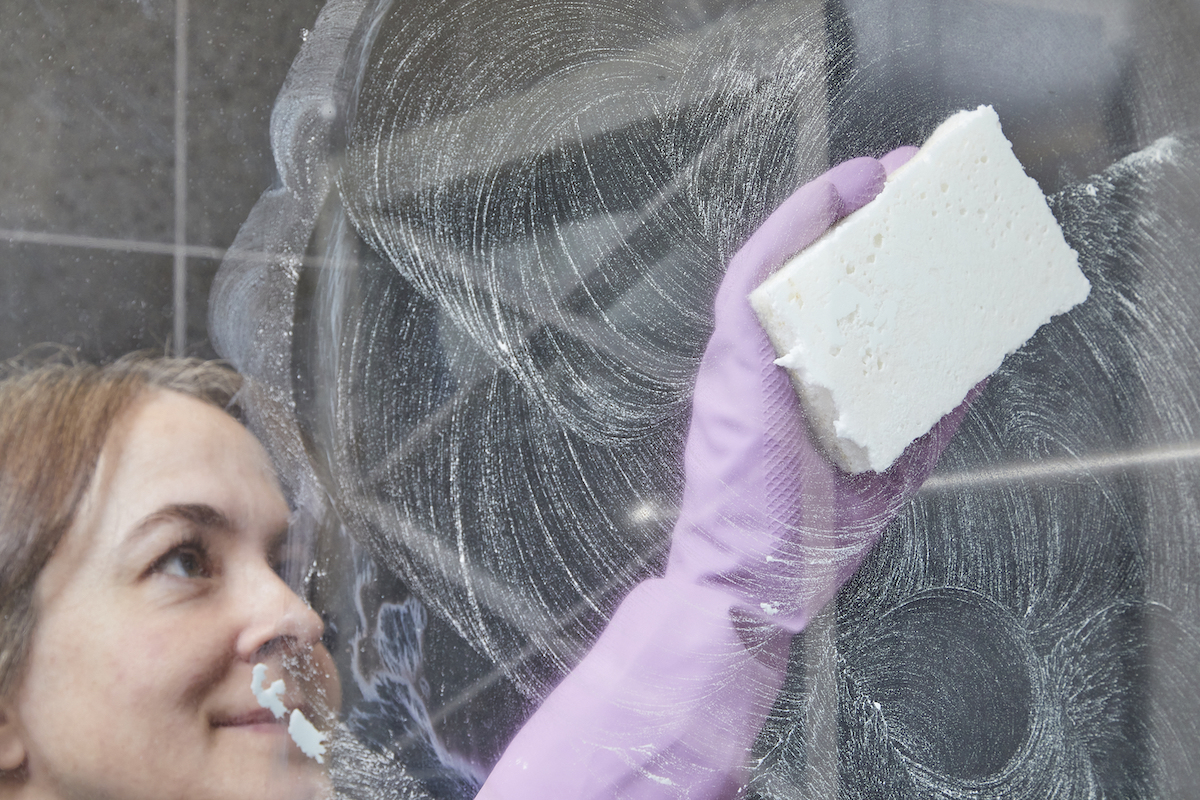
[277, 596, 326, 648]
[236, 570, 326, 659]
[254, 634, 308, 662]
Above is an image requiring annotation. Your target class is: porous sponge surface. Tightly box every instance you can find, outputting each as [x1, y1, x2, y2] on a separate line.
[750, 105, 1091, 473]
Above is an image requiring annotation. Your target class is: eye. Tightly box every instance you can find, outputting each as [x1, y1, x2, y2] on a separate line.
[152, 542, 213, 580]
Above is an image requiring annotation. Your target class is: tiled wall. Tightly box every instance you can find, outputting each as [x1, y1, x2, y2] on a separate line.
[1, 0, 324, 363]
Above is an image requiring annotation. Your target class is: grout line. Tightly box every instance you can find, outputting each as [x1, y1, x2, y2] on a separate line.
[0, 228, 339, 270]
[0, 228, 226, 260]
[173, 0, 189, 357]
[0, 227, 349, 275]
[921, 440, 1200, 493]
[566, 441, 1200, 529]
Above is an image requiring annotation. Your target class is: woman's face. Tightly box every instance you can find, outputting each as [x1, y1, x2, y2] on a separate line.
[2, 390, 340, 800]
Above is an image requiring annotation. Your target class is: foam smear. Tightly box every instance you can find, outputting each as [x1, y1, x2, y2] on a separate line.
[288, 708, 329, 764]
[251, 663, 288, 718]
[252, 662, 329, 764]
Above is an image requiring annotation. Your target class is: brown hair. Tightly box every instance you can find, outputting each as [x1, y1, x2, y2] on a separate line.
[0, 350, 242, 698]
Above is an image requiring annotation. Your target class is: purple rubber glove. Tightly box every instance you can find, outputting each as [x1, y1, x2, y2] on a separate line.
[477, 150, 974, 799]
[665, 148, 972, 632]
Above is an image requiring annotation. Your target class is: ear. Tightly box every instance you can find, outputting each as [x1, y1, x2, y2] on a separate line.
[0, 701, 26, 772]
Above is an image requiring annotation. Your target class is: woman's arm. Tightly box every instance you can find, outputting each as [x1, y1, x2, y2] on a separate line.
[477, 151, 972, 799]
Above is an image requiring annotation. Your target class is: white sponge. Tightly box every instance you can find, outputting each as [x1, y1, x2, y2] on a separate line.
[749, 105, 1090, 473]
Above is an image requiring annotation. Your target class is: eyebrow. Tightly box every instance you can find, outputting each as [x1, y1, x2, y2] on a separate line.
[144, 503, 233, 532]
[123, 503, 235, 548]
[118, 503, 291, 562]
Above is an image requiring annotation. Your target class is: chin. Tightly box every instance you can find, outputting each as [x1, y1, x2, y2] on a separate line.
[267, 770, 332, 800]
[217, 767, 332, 800]
[206, 741, 333, 800]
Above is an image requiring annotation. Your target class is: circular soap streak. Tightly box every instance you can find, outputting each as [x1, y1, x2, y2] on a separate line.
[330, 0, 835, 698]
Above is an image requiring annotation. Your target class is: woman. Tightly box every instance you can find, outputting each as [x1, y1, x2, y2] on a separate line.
[0, 155, 970, 799]
[0, 354, 340, 800]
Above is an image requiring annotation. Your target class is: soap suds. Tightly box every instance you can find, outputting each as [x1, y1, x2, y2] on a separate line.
[1122, 134, 1178, 168]
[288, 708, 329, 764]
[252, 662, 329, 762]
[251, 662, 287, 720]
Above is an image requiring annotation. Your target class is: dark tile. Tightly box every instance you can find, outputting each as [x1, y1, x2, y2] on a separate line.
[0, 242, 174, 363]
[186, 0, 325, 249]
[185, 255, 222, 360]
[0, 0, 176, 243]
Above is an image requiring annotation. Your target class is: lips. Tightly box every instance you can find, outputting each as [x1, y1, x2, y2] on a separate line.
[213, 702, 327, 730]
[212, 708, 286, 729]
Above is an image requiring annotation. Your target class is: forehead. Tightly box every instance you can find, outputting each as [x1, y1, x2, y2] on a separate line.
[88, 390, 289, 542]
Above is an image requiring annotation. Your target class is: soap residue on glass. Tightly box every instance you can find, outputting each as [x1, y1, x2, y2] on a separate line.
[209, 0, 1200, 795]
[250, 662, 288, 719]
[251, 662, 329, 763]
[288, 708, 329, 764]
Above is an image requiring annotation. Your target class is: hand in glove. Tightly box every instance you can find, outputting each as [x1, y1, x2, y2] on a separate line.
[665, 148, 976, 631]
[477, 148, 976, 799]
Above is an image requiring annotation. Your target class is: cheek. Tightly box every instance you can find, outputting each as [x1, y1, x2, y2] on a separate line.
[16, 616, 155, 764]
[114, 616, 236, 710]
[27, 606, 230, 726]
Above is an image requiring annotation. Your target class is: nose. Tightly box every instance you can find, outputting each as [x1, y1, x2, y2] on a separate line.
[234, 564, 326, 661]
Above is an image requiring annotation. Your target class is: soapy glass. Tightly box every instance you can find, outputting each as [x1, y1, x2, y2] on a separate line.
[4, 389, 339, 800]
[213, 0, 1200, 793]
